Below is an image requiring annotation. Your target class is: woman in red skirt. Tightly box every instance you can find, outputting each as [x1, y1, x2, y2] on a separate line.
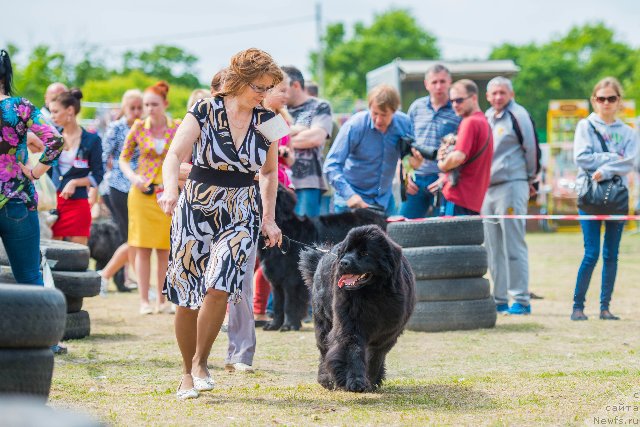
[48, 89, 103, 244]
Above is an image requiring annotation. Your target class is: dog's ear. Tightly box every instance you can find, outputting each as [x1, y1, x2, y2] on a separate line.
[378, 232, 403, 276]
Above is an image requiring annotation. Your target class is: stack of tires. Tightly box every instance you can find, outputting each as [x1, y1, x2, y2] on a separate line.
[388, 218, 497, 332]
[0, 284, 66, 399]
[0, 240, 99, 341]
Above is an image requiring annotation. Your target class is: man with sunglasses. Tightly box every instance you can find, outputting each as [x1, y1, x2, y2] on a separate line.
[482, 76, 537, 315]
[433, 79, 493, 216]
[400, 64, 461, 218]
[281, 66, 334, 217]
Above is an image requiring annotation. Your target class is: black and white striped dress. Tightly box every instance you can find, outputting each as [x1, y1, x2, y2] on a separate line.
[163, 97, 274, 308]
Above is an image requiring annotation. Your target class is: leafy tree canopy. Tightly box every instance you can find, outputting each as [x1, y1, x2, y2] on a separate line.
[310, 8, 439, 102]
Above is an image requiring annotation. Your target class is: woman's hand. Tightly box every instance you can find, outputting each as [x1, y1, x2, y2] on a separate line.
[157, 188, 179, 216]
[592, 170, 604, 182]
[60, 179, 77, 199]
[18, 163, 35, 181]
[261, 217, 282, 248]
[134, 174, 150, 192]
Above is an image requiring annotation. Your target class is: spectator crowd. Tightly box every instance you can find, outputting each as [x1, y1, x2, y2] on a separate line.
[1, 46, 639, 375]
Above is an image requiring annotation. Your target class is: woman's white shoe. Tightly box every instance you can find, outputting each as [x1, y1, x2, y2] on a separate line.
[176, 378, 199, 400]
[192, 374, 215, 391]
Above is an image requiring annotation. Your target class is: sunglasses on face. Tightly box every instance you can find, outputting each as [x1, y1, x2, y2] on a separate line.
[248, 83, 275, 94]
[594, 95, 619, 104]
[451, 95, 472, 105]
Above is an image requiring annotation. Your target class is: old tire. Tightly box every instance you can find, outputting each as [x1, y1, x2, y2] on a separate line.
[63, 310, 90, 341]
[40, 239, 91, 271]
[406, 298, 497, 332]
[49, 271, 101, 298]
[0, 284, 66, 347]
[403, 245, 487, 280]
[0, 348, 54, 399]
[65, 296, 83, 313]
[0, 240, 89, 272]
[415, 278, 490, 302]
[388, 218, 484, 248]
[0, 269, 101, 298]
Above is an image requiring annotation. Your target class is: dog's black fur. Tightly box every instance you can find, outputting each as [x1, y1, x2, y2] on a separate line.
[299, 225, 415, 392]
[88, 220, 127, 291]
[257, 185, 387, 332]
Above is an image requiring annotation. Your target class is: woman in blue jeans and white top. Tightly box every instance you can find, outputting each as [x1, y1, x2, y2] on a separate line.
[572, 77, 639, 321]
[0, 49, 64, 284]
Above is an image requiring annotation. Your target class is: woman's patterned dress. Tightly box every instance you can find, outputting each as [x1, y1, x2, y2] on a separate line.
[163, 97, 275, 308]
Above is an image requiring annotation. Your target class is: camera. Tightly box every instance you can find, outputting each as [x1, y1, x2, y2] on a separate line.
[399, 135, 438, 161]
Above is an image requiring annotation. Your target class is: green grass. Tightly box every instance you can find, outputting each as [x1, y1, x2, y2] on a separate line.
[48, 232, 640, 426]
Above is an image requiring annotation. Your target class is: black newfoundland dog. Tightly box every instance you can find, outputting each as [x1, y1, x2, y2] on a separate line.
[88, 220, 127, 292]
[299, 225, 416, 392]
[257, 185, 386, 332]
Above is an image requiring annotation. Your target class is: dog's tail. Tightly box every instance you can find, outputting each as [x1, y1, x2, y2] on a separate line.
[298, 248, 324, 289]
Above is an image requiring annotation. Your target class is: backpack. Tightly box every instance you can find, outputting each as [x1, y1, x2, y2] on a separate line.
[507, 110, 542, 175]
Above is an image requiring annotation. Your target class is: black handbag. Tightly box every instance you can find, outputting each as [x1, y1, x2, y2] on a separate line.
[576, 123, 629, 215]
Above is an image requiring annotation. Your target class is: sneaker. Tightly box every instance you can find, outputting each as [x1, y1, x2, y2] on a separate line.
[51, 343, 67, 355]
[140, 303, 153, 315]
[599, 310, 620, 320]
[571, 309, 588, 321]
[496, 303, 509, 314]
[97, 270, 108, 297]
[225, 363, 254, 373]
[506, 302, 531, 315]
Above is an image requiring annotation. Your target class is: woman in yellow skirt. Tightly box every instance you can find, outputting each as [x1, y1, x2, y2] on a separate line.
[120, 81, 181, 314]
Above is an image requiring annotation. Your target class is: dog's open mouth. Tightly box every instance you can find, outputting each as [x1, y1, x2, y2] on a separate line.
[337, 273, 371, 289]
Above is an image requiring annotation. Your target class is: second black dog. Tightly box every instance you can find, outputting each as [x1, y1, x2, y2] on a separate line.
[299, 225, 415, 392]
[88, 219, 127, 292]
[258, 185, 386, 331]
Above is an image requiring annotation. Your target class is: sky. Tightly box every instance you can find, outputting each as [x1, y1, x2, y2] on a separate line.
[4, 0, 640, 83]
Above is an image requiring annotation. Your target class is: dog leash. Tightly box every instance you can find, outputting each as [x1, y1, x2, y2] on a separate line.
[263, 235, 333, 255]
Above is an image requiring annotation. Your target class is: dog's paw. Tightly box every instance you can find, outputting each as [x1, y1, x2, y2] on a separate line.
[279, 323, 301, 332]
[345, 377, 371, 393]
[263, 321, 283, 331]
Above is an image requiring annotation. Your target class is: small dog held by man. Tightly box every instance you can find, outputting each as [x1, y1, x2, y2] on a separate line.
[299, 225, 416, 392]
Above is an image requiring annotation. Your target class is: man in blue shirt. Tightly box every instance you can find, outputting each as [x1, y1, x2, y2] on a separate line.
[324, 85, 421, 215]
[400, 64, 461, 218]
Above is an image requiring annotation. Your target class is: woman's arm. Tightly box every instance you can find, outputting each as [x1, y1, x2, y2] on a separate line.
[18, 100, 64, 180]
[574, 120, 618, 172]
[596, 127, 639, 180]
[87, 135, 104, 188]
[118, 121, 149, 191]
[259, 140, 282, 247]
[157, 114, 201, 215]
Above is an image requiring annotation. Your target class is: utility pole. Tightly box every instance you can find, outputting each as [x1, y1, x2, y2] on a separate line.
[315, 1, 325, 96]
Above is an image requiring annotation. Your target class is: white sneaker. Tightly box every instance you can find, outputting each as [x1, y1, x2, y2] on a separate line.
[225, 363, 254, 373]
[139, 303, 153, 315]
[176, 378, 199, 400]
[97, 270, 108, 297]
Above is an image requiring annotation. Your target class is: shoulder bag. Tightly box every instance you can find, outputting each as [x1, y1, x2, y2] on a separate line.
[576, 122, 628, 215]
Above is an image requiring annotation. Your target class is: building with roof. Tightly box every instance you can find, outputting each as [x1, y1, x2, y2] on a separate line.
[366, 59, 520, 111]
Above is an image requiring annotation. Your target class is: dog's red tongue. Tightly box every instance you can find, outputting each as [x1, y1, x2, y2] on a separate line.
[337, 274, 359, 288]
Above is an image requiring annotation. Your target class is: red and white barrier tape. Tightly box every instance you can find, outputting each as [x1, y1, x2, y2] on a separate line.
[387, 214, 640, 222]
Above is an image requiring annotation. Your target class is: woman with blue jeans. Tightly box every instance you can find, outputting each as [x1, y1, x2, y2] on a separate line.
[0, 50, 64, 285]
[572, 77, 638, 321]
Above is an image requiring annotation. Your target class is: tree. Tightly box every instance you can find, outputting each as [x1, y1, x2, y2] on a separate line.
[82, 71, 195, 119]
[13, 45, 69, 103]
[122, 45, 201, 88]
[490, 23, 640, 134]
[310, 8, 439, 105]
